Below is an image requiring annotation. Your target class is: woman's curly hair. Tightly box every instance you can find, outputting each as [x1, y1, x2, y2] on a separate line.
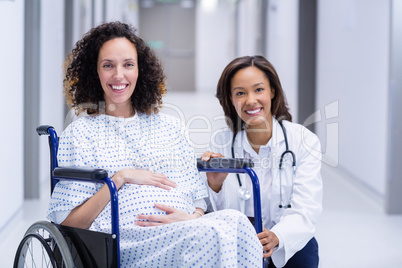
[216, 55, 292, 134]
[64, 21, 166, 115]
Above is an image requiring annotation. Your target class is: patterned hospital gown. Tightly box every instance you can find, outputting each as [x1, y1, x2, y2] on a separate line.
[47, 113, 262, 267]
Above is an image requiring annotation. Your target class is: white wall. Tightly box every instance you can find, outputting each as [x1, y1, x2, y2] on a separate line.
[105, 0, 139, 27]
[0, 0, 25, 230]
[69, 0, 139, 50]
[266, 0, 299, 121]
[38, 0, 66, 193]
[237, 0, 261, 56]
[195, 0, 236, 93]
[316, 0, 390, 196]
[71, 0, 94, 45]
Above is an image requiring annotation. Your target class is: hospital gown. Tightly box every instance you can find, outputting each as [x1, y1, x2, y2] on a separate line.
[47, 112, 262, 267]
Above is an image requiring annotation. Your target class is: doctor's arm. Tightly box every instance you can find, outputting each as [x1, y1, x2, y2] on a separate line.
[201, 151, 228, 192]
[269, 131, 323, 266]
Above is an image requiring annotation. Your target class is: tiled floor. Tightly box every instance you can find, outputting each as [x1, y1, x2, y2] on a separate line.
[2, 92, 402, 267]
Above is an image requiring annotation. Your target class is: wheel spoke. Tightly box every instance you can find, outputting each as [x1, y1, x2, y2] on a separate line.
[15, 222, 74, 268]
[26, 240, 38, 268]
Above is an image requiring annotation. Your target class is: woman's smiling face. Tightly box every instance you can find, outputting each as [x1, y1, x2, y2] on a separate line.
[97, 37, 138, 115]
[230, 66, 274, 129]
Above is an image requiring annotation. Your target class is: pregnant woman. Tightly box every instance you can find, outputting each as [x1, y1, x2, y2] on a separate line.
[47, 21, 262, 267]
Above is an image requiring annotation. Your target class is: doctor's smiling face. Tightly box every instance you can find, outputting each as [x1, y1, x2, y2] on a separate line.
[97, 37, 139, 117]
[230, 66, 275, 130]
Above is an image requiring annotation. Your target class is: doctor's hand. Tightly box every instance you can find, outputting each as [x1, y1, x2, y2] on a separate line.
[112, 169, 177, 191]
[201, 151, 228, 193]
[135, 204, 200, 226]
[258, 228, 279, 258]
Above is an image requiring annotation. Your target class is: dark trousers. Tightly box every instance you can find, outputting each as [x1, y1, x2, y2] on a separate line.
[267, 237, 319, 268]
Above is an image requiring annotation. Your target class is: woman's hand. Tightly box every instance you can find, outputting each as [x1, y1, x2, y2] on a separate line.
[113, 169, 177, 190]
[258, 228, 279, 258]
[201, 151, 228, 192]
[135, 204, 201, 226]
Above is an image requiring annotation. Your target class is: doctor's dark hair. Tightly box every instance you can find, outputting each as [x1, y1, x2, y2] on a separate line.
[63, 21, 166, 115]
[216, 55, 292, 134]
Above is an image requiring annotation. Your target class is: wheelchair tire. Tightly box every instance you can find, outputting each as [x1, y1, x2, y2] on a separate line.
[14, 221, 75, 268]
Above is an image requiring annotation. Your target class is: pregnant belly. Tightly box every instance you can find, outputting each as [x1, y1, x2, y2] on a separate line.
[118, 185, 193, 220]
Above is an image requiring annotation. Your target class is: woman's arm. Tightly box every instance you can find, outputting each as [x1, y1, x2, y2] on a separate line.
[61, 169, 177, 229]
[61, 182, 114, 229]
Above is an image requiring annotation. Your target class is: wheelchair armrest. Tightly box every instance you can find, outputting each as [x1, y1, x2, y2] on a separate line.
[197, 158, 263, 234]
[197, 158, 254, 169]
[53, 166, 108, 181]
[53, 166, 120, 257]
[36, 125, 54, 136]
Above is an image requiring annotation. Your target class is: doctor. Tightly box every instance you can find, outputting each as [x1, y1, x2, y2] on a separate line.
[202, 55, 323, 268]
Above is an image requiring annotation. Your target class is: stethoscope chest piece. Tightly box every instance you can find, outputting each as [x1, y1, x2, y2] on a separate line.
[232, 121, 297, 208]
[238, 186, 251, 200]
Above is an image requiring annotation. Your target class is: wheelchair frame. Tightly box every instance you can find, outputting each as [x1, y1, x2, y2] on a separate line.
[13, 125, 263, 268]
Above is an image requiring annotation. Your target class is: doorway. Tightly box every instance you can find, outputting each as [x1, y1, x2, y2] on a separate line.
[139, 0, 196, 92]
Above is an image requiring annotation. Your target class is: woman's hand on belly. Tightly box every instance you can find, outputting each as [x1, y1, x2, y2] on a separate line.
[135, 203, 198, 226]
[113, 169, 177, 190]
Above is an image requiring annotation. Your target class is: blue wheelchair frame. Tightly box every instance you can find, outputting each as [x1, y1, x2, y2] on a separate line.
[37, 125, 263, 267]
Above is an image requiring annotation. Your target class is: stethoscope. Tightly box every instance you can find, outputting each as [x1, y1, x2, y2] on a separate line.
[231, 121, 296, 209]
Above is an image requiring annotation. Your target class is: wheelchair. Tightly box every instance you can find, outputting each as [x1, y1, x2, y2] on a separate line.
[13, 125, 264, 268]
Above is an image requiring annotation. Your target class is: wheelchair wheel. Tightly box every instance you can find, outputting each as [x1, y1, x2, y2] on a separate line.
[14, 221, 74, 268]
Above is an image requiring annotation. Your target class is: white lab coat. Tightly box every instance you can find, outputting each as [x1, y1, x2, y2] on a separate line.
[207, 118, 323, 268]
